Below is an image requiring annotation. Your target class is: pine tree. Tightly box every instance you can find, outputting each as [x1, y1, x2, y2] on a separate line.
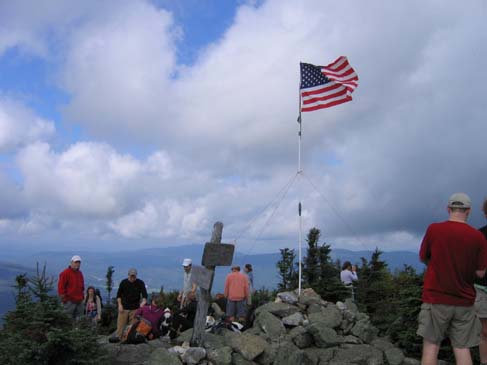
[105, 266, 115, 304]
[0, 264, 107, 364]
[388, 265, 423, 357]
[356, 248, 395, 332]
[304, 228, 320, 287]
[276, 248, 298, 291]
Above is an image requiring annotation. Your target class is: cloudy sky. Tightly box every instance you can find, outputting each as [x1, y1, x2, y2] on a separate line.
[1, 0, 486, 254]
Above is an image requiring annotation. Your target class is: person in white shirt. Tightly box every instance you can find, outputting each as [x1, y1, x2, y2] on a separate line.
[340, 261, 358, 285]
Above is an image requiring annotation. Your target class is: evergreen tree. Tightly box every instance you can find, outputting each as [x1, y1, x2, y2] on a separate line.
[105, 266, 114, 304]
[276, 248, 298, 291]
[0, 264, 106, 365]
[303, 227, 320, 287]
[315, 242, 349, 302]
[356, 248, 395, 332]
[388, 265, 423, 358]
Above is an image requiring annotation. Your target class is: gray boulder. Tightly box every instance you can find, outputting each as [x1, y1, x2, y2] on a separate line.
[254, 302, 299, 318]
[232, 352, 257, 365]
[181, 347, 206, 364]
[273, 341, 300, 365]
[308, 305, 342, 329]
[229, 332, 268, 361]
[289, 326, 313, 349]
[306, 322, 342, 348]
[207, 346, 233, 365]
[351, 319, 379, 343]
[104, 343, 151, 365]
[282, 311, 304, 327]
[384, 347, 405, 365]
[329, 344, 383, 365]
[304, 347, 336, 364]
[255, 311, 286, 337]
[148, 347, 183, 365]
[276, 291, 299, 305]
[403, 357, 421, 365]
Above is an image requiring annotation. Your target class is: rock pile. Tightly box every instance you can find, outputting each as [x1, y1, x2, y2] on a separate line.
[101, 288, 420, 364]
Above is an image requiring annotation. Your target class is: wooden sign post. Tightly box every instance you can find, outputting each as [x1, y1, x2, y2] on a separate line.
[190, 221, 234, 346]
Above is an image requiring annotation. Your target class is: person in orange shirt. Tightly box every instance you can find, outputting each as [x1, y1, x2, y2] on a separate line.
[224, 265, 250, 323]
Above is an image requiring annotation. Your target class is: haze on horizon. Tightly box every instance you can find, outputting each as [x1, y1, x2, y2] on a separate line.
[1, 0, 486, 255]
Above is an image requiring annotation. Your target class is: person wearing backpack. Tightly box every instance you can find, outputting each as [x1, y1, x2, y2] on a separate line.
[133, 293, 166, 339]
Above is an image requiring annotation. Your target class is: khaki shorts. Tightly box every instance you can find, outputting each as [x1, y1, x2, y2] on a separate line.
[475, 289, 487, 318]
[416, 303, 481, 348]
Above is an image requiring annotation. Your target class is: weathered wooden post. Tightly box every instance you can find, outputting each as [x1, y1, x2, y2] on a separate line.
[190, 221, 232, 347]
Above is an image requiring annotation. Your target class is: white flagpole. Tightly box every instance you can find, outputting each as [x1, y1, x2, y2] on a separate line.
[297, 74, 303, 296]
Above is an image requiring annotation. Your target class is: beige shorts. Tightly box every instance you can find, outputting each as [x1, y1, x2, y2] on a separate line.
[475, 289, 487, 318]
[416, 303, 481, 348]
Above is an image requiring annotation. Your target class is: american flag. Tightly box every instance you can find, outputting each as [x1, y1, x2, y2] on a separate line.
[300, 56, 359, 112]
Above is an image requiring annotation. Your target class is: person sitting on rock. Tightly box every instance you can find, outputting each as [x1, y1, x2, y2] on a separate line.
[169, 291, 198, 339]
[134, 293, 165, 340]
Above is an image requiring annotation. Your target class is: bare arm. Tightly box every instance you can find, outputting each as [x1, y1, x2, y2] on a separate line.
[476, 269, 486, 278]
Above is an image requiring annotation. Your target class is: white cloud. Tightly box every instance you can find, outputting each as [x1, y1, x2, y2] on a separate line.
[0, 97, 55, 152]
[1, 0, 487, 252]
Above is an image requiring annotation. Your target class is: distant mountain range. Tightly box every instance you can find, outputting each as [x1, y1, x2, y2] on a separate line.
[0, 245, 423, 324]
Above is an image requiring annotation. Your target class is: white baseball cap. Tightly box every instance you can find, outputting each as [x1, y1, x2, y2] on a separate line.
[71, 255, 82, 262]
[182, 258, 192, 266]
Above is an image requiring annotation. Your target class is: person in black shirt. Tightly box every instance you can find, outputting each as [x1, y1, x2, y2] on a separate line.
[476, 198, 487, 365]
[111, 268, 148, 341]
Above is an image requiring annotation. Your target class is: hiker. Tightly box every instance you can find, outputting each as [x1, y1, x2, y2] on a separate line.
[417, 193, 487, 365]
[244, 264, 255, 294]
[110, 268, 148, 342]
[169, 291, 198, 339]
[134, 293, 165, 339]
[177, 258, 196, 309]
[476, 197, 487, 365]
[210, 293, 226, 320]
[84, 286, 102, 324]
[224, 265, 250, 323]
[58, 255, 85, 320]
[340, 261, 358, 301]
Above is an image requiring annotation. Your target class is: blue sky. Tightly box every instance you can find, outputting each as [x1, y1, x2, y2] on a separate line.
[1, 0, 486, 254]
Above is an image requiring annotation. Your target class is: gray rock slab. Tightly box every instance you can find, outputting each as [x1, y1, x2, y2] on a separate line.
[304, 347, 336, 364]
[229, 332, 268, 361]
[282, 311, 304, 327]
[351, 319, 379, 343]
[329, 344, 383, 365]
[276, 291, 299, 305]
[232, 352, 257, 365]
[104, 343, 151, 365]
[148, 347, 183, 365]
[173, 328, 193, 345]
[181, 347, 206, 365]
[306, 322, 342, 348]
[403, 357, 421, 365]
[370, 338, 395, 351]
[254, 302, 300, 318]
[384, 347, 405, 365]
[289, 326, 313, 349]
[255, 310, 286, 337]
[207, 346, 233, 365]
[273, 341, 300, 365]
[308, 305, 342, 328]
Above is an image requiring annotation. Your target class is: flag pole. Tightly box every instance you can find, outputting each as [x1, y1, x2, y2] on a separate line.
[297, 70, 303, 297]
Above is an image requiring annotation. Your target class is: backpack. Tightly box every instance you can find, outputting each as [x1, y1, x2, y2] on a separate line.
[121, 317, 153, 344]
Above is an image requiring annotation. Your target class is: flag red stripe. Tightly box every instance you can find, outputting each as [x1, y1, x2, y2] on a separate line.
[302, 87, 348, 105]
[301, 82, 342, 97]
[301, 96, 352, 112]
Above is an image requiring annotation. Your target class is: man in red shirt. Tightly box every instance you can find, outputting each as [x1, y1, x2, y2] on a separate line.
[58, 255, 85, 320]
[224, 265, 250, 323]
[417, 193, 487, 365]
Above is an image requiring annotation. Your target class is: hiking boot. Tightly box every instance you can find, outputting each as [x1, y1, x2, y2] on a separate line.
[109, 336, 120, 343]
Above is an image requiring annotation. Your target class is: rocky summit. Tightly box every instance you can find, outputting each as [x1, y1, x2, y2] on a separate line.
[101, 288, 419, 365]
